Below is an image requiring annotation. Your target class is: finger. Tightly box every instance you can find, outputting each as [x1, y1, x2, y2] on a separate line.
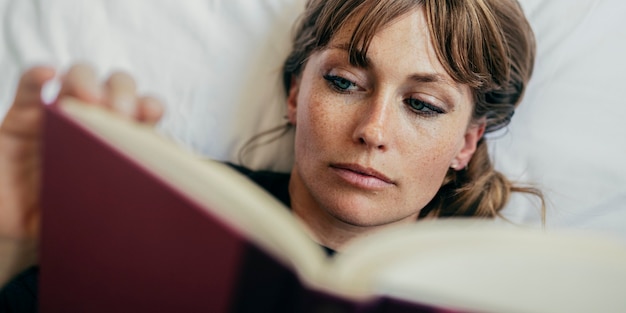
[12, 66, 56, 109]
[137, 96, 165, 126]
[103, 71, 138, 118]
[2, 66, 56, 137]
[58, 63, 102, 104]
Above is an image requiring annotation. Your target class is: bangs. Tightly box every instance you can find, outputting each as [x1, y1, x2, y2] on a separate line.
[342, 0, 421, 67]
[423, 0, 511, 90]
[305, 0, 419, 68]
[314, 0, 508, 90]
[285, 0, 533, 132]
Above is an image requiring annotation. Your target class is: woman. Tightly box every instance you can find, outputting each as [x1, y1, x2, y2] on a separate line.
[0, 0, 542, 309]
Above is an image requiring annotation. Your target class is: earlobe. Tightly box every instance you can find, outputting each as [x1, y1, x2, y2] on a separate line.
[286, 76, 300, 125]
[451, 120, 486, 171]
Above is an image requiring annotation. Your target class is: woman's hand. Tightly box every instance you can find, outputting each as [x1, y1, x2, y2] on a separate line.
[0, 64, 164, 282]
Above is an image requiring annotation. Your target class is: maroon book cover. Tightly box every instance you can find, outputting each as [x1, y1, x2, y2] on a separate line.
[39, 104, 298, 312]
[37, 103, 464, 313]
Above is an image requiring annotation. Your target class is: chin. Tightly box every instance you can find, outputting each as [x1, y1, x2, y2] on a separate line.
[324, 197, 416, 227]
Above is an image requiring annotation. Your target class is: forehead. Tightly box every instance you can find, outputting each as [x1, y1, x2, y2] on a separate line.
[325, 7, 468, 96]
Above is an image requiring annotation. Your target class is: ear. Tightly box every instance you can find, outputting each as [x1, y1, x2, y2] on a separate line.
[451, 120, 486, 171]
[286, 76, 300, 125]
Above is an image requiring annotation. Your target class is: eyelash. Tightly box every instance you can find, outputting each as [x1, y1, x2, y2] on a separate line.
[323, 74, 446, 117]
[323, 74, 358, 93]
[404, 98, 445, 116]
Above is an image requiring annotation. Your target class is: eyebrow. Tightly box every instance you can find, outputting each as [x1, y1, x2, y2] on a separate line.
[328, 43, 466, 94]
[330, 43, 370, 67]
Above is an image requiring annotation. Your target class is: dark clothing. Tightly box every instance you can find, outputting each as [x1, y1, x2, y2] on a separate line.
[0, 163, 332, 312]
[225, 163, 336, 257]
[0, 266, 38, 313]
[226, 163, 292, 208]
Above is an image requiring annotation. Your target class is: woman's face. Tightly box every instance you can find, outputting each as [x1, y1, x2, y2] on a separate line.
[287, 8, 484, 227]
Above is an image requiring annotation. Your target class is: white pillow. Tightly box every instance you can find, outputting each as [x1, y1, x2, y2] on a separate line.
[494, 0, 626, 242]
[0, 0, 303, 171]
[1, 0, 625, 241]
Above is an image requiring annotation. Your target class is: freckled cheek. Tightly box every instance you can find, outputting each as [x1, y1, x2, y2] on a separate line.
[402, 132, 459, 181]
[296, 91, 344, 151]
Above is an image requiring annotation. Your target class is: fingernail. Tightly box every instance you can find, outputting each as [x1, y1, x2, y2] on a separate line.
[41, 77, 61, 105]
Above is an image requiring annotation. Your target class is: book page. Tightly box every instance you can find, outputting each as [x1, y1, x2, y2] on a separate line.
[326, 219, 626, 313]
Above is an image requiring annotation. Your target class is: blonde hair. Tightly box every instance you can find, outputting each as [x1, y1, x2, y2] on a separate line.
[282, 0, 544, 219]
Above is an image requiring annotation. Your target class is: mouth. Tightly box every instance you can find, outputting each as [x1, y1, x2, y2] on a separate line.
[330, 163, 395, 189]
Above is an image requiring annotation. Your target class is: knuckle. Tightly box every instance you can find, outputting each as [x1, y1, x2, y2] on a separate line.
[107, 71, 136, 90]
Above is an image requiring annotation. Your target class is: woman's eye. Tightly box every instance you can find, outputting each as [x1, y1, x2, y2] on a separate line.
[323, 74, 358, 92]
[405, 97, 445, 116]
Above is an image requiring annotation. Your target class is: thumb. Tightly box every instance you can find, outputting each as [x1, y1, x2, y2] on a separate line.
[13, 66, 56, 109]
[2, 66, 56, 138]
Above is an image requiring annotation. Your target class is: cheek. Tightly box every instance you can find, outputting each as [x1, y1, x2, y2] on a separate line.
[400, 124, 466, 184]
[405, 143, 449, 180]
[295, 86, 345, 151]
[293, 88, 327, 161]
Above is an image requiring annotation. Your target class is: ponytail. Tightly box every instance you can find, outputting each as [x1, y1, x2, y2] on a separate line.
[419, 139, 545, 221]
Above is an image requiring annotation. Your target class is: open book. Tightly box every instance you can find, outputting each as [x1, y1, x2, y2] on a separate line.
[39, 98, 626, 313]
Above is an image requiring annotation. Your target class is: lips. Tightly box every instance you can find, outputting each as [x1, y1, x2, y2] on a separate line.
[330, 163, 395, 188]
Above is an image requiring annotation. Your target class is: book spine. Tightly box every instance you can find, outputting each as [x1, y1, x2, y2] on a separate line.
[229, 244, 302, 312]
[378, 297, 466, 313]
[292, 288, 465, 313]
[295, 289, 382, 313]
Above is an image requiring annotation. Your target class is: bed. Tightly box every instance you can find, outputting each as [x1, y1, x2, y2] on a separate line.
[1, 0, 625, 242]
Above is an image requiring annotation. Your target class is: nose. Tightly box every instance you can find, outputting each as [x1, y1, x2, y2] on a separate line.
[352, 94, 393, 151]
